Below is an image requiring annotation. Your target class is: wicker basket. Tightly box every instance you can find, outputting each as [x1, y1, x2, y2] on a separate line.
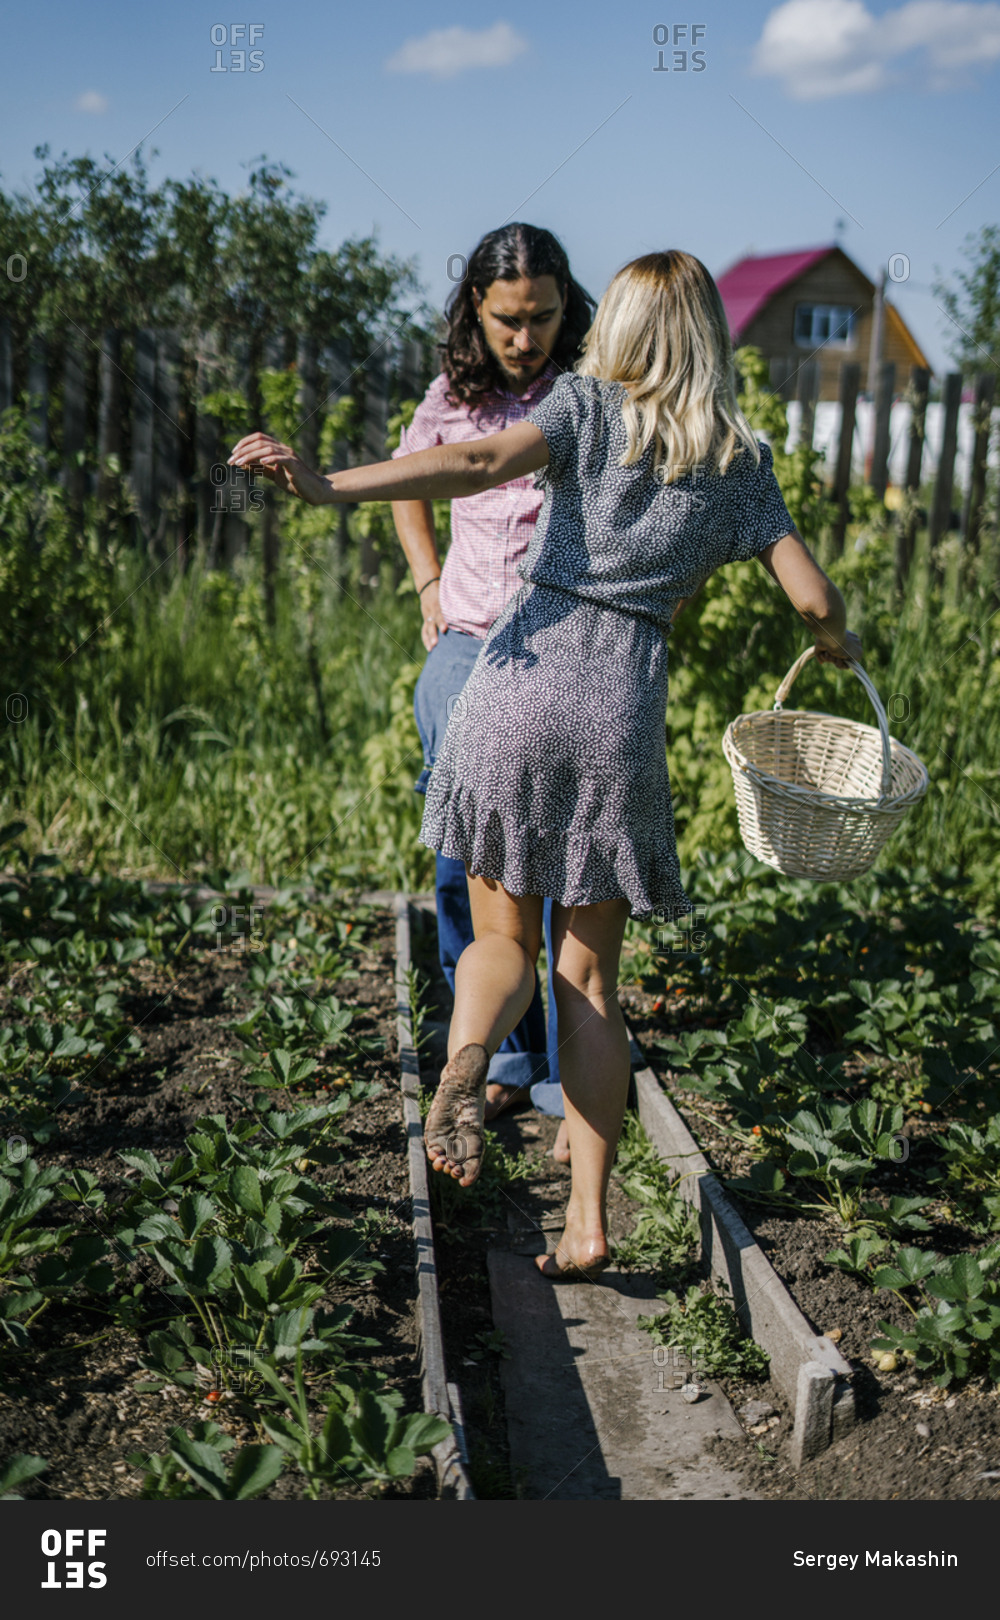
[721, 647, 929, 881]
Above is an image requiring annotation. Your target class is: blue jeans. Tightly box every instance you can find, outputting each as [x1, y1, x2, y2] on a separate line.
[413, 628, 564, 1117]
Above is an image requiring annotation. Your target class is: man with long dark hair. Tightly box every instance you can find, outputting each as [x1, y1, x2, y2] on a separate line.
[391, 224, 596, 1154]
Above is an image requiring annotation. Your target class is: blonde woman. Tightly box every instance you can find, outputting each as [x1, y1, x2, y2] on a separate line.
[230, 250, 861, 1282]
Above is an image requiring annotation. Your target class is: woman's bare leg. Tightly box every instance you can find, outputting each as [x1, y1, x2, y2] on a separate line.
[424, 874, 542, 1186]
[536, 897, 632, 1278]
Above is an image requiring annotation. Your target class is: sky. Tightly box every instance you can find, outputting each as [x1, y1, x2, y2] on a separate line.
[3, 0, 1000, 374]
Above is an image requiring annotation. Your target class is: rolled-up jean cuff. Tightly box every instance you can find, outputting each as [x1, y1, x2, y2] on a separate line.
[528, 1081, 565, 1116]
[486, 1049, 548, 1091]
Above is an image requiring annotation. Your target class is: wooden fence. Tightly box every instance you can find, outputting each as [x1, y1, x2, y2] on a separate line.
[2, 317, 996, 600]
[767, 356, 998, 590]
[0, 316, 432, 575]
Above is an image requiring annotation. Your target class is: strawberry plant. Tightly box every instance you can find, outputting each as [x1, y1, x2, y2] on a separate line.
[0, 1158, 111, 1344]
[128, 1421, 284, 1500]
[253, 1352, 451, 1495]
[871, 1243, 1000, 1387]
[925, 1118, 1000, 1232]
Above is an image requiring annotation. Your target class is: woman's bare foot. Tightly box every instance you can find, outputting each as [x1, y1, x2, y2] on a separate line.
[552, 1120, 571, 1163]
[424, 1043, 490, 1187]
[535, 1222, 610, 1282]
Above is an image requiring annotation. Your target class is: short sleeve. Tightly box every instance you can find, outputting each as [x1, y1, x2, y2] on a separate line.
[526, 372, 588, 489]
[725, 441, 795, 562]
[391, 375, 446, 459]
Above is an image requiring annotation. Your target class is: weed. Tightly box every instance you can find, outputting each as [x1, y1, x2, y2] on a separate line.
[611, 1113, 700, 1281]
[638, 1279, 770, 1382]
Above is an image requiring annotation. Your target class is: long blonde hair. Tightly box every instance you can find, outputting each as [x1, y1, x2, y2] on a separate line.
[577, 250, 759, 484]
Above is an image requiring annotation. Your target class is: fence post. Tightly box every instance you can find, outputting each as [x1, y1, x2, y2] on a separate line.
[830, 361, 860, 556]
[896, 365, 929, 595]
[768, 355, 796, 403]
[154, 329, 183, 562]
[260, 330, 285, 627]
[796, 358, 819, 450]
[97, 328, 122, 511]
[928, 371, 963, 584]
[359, 344, 392, 589]
[0, 317, 12, 415]
[27, 334, 48, 449]
[869, 359, 895, 502]
[194, 329, 223, 555]
[130, 328, 156, 550]
[961, 371, 996, 553]
[296, 332, 319, 472]
[62, 337, 88, 512]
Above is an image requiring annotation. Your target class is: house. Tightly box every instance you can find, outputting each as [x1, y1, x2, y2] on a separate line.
[715, 245, 930, 401]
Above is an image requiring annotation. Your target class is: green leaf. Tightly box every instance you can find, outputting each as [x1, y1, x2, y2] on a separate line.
[119, 1150, 164, 1185]
[0, 1453, 48, 1495]
[399, 1412, 452, 1453]
[169, 1433, 229, 1498]
[227, 1445, 285, 1500]
[229, 1166, 264, 1216]
[177, 1193, 216, 1240]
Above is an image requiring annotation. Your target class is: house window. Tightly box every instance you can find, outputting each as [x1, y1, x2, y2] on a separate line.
[794, 303, 855, 348]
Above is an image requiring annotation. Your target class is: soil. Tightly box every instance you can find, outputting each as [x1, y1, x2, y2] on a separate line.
[625, 992, 1000, 1502]
[7, 893, 1000, 1504]
[0, 905, 435, 1500]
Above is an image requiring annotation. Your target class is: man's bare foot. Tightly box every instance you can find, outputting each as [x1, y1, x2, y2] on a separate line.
[425, 1044, 489, 1187]
[535, 1225, 610, 1282]
[552, 1119, 570, 1163]
[483, 1081, 530, 1123]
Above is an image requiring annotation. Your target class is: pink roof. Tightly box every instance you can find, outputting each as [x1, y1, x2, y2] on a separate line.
[715, 247, 835, 339]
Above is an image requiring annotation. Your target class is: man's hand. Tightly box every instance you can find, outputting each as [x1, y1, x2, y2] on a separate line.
[419, 579, 449, 651]
[228, 433, 332, 506]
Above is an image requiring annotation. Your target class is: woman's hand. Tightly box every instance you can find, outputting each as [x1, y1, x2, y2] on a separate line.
[814, 627, 863, 668]
[228, 433, 333, 506]
[419, 579, 449, 651]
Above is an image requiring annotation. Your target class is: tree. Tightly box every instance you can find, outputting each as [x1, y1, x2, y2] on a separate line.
[935, 226, 1000, 376]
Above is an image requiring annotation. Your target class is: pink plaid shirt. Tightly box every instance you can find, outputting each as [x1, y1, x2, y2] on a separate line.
[392, 362, 559, 637]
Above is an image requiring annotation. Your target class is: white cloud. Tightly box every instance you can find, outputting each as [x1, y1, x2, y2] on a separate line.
[75, 90, 109, 113]
[752, 0, 1000, 98]
[385, 21, 528, 80]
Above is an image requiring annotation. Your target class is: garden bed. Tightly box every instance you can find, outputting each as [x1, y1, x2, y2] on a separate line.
[0, 860, 443, 1500]
[619, 853, 1000, 1501]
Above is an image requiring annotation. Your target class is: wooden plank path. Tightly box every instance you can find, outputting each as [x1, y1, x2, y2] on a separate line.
[393, 893, 756, 1501]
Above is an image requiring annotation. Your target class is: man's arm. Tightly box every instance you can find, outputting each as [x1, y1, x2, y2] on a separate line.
[392, 499, 449, 650]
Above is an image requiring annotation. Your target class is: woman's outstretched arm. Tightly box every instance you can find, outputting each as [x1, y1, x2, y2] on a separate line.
[229, 420, 548, 505]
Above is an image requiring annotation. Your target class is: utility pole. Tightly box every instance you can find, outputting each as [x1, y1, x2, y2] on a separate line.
[867, 270, 886, 395]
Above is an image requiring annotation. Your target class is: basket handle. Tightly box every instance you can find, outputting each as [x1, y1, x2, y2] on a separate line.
[772, 646, 893, 799]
